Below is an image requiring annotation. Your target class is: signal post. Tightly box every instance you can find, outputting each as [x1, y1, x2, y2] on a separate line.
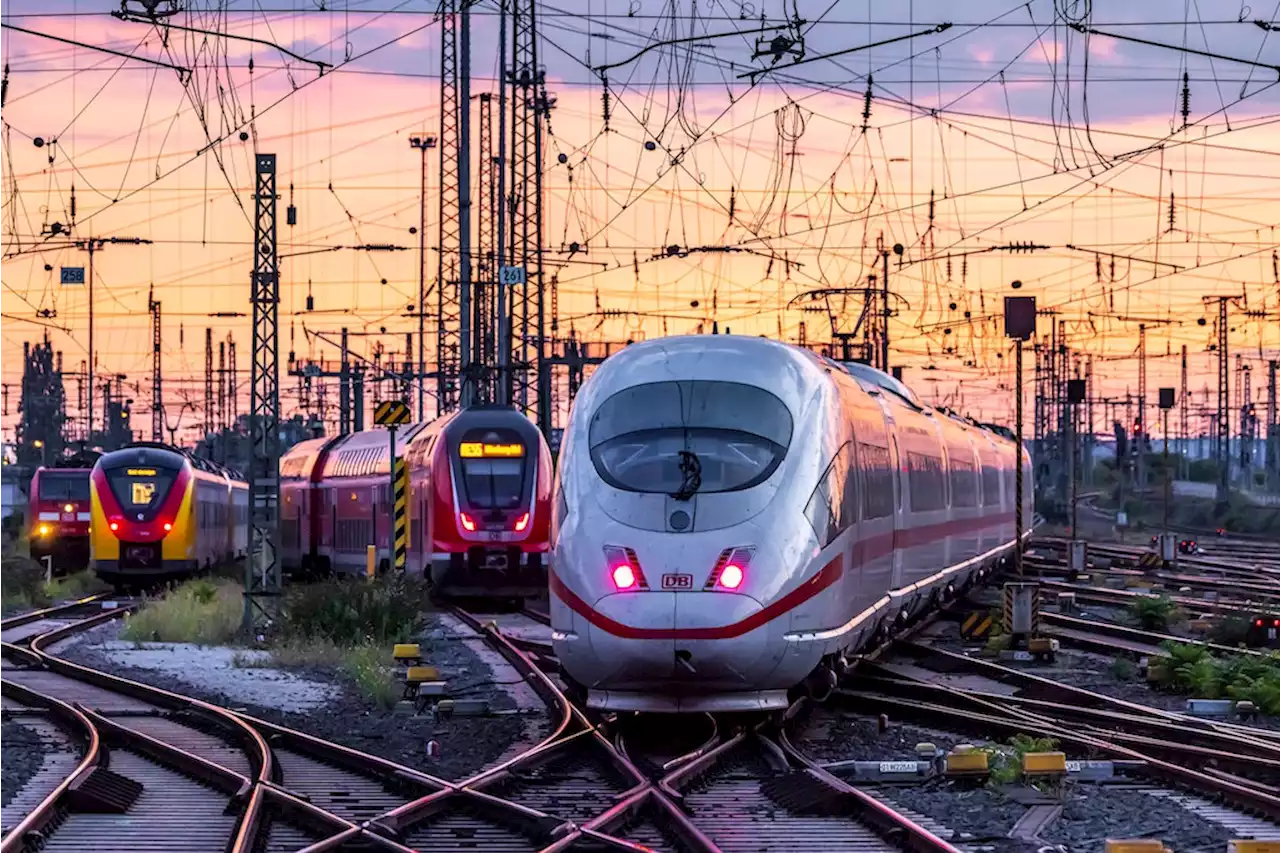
[374, 400, 412, 574]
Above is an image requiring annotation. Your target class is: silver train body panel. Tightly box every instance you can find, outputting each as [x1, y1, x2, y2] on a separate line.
[550, 335, 1031, 713]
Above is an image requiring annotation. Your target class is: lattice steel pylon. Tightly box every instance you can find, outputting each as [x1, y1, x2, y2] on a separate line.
[474, 91, 499, 404]
[149, 288, 162, 441]
[437, 0, 465, 414]
[204, 328, 214, 436]
[244, 153, 282, 636]
[508, 0, 547, 432]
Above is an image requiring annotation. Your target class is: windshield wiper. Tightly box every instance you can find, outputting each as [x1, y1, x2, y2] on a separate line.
[671, 450, 702, 501]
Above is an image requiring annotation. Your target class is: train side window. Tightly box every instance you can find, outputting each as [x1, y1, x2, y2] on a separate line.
[804, 444, 854, 545]
[907, 452, 946, 512]
[858, 443, 894, 519]
[950, 456, 978, 508]
[981, 465, 1001, 506]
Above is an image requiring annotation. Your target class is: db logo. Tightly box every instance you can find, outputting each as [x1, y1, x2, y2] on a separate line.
[661, 573, 693, 590]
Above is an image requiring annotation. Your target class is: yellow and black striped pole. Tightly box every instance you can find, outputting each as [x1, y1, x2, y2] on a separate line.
[393, 453, 408, 572]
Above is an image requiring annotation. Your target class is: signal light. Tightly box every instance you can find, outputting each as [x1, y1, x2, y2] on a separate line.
[460, 513, 477, 532]
[514, 512, 530, 532]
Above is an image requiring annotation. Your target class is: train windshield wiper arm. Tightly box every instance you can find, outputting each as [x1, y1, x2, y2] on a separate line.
[671, 450, 702, 501]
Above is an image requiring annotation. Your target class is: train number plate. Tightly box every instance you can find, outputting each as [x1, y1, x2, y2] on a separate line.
[661, 573, 693, 590]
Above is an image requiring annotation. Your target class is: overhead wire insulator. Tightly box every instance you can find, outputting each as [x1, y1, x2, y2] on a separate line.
[1181, 71, 1191, 127]
[728, 186, 736, 223]
[1168, 191, 1176, 232]
[860, 75, 873, 133]
[601, 81, 611, 126]
[1095, 253, 1102, 282]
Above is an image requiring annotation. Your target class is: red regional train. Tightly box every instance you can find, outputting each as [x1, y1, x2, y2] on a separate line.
[279, 405, 553, 601]
[28, 464, 94, 573]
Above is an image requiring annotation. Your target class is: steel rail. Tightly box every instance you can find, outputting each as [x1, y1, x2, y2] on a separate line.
[0, 592, 114, 632]
[0, 680, 103, 853]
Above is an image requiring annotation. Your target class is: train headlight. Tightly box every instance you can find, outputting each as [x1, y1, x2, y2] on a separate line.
[459, 513, 477, 532]
[64, 503, 74, 513]
[110, 522, 119, 532]
[163, 523, 173, 532]
[719, 564, 745, 590]
[514, 512, 530, 532]
[37, 524, 50, 537]
[611, 564, 637, 590]
[604, 545, 648, 590]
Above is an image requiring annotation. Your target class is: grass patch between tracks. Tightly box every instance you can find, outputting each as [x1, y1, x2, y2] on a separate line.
[122, 578, 243, 645]
[122, 574, 428, 710]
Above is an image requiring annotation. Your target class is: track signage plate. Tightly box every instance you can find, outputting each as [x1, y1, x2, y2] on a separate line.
[662, 573, 693, 590]
[878, 761, 919, 773]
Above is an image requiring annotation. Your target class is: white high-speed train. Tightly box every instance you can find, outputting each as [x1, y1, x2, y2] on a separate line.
[550, 335, 1031, 713]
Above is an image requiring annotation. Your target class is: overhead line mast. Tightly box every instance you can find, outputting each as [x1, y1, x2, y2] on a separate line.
[245, 153, 282, 636]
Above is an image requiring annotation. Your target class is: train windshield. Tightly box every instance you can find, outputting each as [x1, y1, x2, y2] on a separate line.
[457, 430, 527, 509]
[588, 380, 792, 495]
[38, 473, 90, 502]
[103, 466, 177, 521]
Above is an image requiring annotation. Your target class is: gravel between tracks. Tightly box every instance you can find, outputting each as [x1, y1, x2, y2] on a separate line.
[1, 720, 50, 808]
[54, 614, 530, 782]
[875, 782, 1237, 852]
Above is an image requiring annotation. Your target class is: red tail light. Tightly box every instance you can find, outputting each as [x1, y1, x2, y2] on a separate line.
[706, 547, 755, 590]
[460, 513, 477, 532]
[604, 545, 648, 591]
[1258, 619, 1266, 627]
[514, 512, 530, 532]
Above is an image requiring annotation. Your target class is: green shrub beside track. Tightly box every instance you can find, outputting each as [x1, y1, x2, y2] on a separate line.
[1150, 642, 1280, 714]
[2, 555, 110, 613]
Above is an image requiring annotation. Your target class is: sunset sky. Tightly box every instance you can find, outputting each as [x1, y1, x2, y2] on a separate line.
[3, 0, 1278, 443]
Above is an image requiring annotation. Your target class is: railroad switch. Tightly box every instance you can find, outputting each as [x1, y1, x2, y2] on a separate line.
[1021, 751, 1068, 781]
[1230, 841, 1280, 853]
[1105, 841, 1170, 853]
[943, 745, 989, 780]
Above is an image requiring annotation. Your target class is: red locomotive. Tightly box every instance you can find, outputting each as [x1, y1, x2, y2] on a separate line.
[28, 464, 94, 573]
[280, 406, 553, 602]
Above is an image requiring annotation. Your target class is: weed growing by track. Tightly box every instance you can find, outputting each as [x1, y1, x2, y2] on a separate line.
[271, 575, 430, 710]
[122, 578, 242, 644]
[2, 556, 55, 612]
[1128, 595, 1183, 631]
[980, 734, 1060, 785]
[1150, 642, 1280, 714]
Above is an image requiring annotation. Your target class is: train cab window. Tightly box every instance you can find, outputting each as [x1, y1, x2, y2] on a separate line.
[588, 380, 793, 495]
[38, 473, 90, 502]
[457, 431, 528, 509]
[104, 465, 176, 522]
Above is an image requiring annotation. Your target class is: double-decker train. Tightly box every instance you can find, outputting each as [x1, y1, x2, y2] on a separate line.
[89, 443, 248, 587]
[28, 463, 95, 572]
[280, 405, 553, 601]
[550, 335, 1032, 713]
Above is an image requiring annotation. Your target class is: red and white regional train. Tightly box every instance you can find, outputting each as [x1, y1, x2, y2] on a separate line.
[550, 335, 1032, 713]
[280, 405, 553, 599]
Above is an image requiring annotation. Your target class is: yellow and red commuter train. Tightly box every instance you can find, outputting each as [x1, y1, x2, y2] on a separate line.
[89, 443, 248, 586]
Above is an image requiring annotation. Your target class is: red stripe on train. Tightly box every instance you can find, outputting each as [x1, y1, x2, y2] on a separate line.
[552, 511, 1016, 641]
